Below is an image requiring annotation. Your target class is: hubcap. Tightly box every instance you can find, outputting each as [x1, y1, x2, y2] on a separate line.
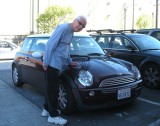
[144, 67, 160, 87]
[58, 84, 67, 109]
[13, 67, 18, 83]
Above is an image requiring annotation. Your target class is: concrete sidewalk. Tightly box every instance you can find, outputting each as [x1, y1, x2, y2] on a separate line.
[0, 79, 55, 126]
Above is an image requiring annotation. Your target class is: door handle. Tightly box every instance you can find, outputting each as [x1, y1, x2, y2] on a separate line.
[109, 53, 114, 57]
[24, 57, 29, 61]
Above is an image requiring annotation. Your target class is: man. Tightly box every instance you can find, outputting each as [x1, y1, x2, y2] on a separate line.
[42, 15, 87, 125]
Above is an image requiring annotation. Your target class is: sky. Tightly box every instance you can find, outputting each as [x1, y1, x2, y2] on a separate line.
[0, 0, 91, 35]
[0, 0, 157, 35]
[0, 0, 30, 35]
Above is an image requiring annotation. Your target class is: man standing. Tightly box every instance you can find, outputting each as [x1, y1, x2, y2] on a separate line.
[42, 15, 87, 125]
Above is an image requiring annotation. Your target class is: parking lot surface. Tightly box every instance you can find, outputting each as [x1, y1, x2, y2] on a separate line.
[0, 60, 160, 126]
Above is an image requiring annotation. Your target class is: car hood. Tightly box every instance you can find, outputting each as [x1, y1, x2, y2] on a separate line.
[72, 57, 133, 85]
[143, 50, 160, 57]
[88, 58, 132, 78]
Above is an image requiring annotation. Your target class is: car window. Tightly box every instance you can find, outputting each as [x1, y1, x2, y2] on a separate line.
[70, 37, 105, 55]
[30, 38, 48, 52]
[21, 38, 33, 52]
[96, 36, 110, 48]
[0, 41, 18, 49]
[123, 38, 137, 50]
[0, 41, 12, 48]
[110, 37, 125, 49]
[136, 31, 149, 35]
[150, 31, 160, 41]
[129, 35, 160, 50]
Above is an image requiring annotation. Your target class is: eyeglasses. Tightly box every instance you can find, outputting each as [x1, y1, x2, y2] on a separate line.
[76, 19, 86, 28]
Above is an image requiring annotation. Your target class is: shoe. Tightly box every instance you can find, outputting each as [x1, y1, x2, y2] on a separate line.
[42, 109, 61, 117]
[48, 116, 68, 125]
[41, 109, 49, 117]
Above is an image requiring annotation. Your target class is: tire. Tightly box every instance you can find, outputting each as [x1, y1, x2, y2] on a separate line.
[12, 65, 24, 87]
[58, 80, 77, 115]
[142, 64, 160, 89]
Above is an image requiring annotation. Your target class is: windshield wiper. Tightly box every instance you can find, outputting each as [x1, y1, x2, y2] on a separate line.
[87, 53, 104, 56]
[142, 49, 160, 51]
[70, 54, 90, 60]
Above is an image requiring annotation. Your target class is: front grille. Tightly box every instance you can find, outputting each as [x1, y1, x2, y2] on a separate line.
[99, 75, 136, 88]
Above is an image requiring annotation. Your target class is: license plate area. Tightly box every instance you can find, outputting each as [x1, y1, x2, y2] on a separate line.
[117, 88, 131, 100]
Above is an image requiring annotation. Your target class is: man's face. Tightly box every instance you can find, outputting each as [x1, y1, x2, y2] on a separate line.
[72, 18, 87, 32]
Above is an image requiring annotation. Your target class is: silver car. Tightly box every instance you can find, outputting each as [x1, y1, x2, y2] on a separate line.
[0, 40, 20, 60]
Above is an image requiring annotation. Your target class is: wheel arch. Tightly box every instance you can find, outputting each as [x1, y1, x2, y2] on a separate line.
[59, 72, 77, 89]
[12, 61, 23, 80]
[140, 60, 160, 72]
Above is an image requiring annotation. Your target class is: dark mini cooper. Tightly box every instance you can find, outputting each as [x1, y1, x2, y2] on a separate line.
[12, 34, 142, 114]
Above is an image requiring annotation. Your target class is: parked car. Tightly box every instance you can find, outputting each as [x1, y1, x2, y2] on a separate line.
[0, 39, 20, 60]
[88, 29, 160, 89]
[12, 34, 141, 114]
[136, 28, 160, 41]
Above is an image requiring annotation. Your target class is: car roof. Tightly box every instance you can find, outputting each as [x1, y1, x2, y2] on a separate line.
[27, 33, 91, 38]
[137, 28, 160, 31]
[90, 32, 144, 37]
[125, 33, 148, 37]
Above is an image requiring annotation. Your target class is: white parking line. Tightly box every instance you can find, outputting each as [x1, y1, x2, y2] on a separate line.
[138, 97, 160, 126]
[138, 97, 160, 106]
[148, 119, 160, 126]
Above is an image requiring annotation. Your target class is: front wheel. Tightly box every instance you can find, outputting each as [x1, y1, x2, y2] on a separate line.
[58, 80, 77, 115]
[12, 65, 24, 87]
[142, 64, 160, 89]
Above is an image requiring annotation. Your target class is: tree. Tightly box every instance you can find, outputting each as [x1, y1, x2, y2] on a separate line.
[136, 14, 152, 29]
[36, 5, 75, 33]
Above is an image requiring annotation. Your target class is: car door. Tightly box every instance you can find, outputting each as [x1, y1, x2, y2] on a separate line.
[18, 37, 34, 82]
[26, 37, 48, 89]
[105, 36, 142, 66]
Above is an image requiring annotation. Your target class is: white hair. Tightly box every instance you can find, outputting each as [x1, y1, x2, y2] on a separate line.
[75, 15, 87, 22]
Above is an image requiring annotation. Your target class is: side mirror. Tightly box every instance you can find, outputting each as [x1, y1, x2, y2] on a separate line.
[32, 51, 43, 58]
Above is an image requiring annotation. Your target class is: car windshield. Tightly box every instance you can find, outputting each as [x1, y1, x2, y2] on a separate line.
[129, 35, 160, 50]
[36, 36, 105, 56]
[70, 37, 105, 55]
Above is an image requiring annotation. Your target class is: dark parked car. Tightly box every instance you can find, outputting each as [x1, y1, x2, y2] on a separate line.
[136, 28, 160, 41]
[88, 29, 160, 89]
[12, 34, 141, 114]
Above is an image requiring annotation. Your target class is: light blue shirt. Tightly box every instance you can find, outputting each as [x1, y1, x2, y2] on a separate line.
[43, 23, 73, 70]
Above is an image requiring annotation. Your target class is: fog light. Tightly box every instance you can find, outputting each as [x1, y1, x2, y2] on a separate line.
[89, 91, 95, 96]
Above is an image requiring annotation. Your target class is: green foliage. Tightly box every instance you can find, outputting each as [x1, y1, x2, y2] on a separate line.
[136, 14, 152, 29]
[36, 5, 75, 33]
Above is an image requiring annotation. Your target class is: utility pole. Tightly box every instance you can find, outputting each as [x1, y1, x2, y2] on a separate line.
[30, 0, 34, 34]
[37, 0, 39, 33]
[132, 0, 135, 29]
[156, 0, 158, 28]
[124, 8, 127, 30]
[32, 0, 34, 34]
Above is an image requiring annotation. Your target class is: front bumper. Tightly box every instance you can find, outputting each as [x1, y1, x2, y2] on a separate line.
[72, 80, 142, 111]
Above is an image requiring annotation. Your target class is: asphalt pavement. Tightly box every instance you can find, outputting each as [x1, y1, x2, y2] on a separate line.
[0, 78, 56, 126]
[1, 60, 160, 126]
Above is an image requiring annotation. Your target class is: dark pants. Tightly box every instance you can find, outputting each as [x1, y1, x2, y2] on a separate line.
[44, 66, 60, 117]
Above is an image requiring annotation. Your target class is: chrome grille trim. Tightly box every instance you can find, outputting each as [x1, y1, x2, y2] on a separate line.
[99, 75, 136, 87]
[101, 83, 138, 94]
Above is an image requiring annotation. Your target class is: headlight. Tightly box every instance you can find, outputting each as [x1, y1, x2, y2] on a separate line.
[78, 70, 93, 87]
[131, 65, 141, 79]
